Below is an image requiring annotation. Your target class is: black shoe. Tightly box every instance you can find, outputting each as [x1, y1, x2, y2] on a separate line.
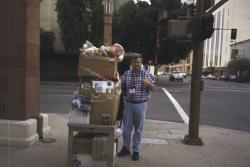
[117, 147, 130, 157]
[132, 152, 139, 160]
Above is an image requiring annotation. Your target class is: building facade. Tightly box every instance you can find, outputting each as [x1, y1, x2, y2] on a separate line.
[230, 39, 250, 60]
[203, 0, 250, 74]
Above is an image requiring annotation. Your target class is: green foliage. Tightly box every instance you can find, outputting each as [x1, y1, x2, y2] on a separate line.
[113, 0, 191, 65]
[151, 0, 181, 11]
[113, 1, 158, 63]
[40, 29, 55, 56]
[89, 0, 104, 46]
[227, 58, 250, 74]
[56, 0, 103, 56]
[152, 0, 192, 64]
[159, 40, 191, 64]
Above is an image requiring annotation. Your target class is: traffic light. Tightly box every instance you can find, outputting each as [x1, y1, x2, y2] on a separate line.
[198, 13, 214, 40]
[231, 28, 237, 40]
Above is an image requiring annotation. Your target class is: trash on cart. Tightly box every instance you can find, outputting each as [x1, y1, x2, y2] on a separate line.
[78, 41, 124, 77]
[80, 40, 124, 62]
[69, 91, 91, 124]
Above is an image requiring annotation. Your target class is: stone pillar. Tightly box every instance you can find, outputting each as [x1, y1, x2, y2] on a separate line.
[103, 15, 112, 45]
[0, 0, 40, 120]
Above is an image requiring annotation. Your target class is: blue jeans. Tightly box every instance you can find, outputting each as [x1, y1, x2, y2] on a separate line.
[122, 101, 147, 153]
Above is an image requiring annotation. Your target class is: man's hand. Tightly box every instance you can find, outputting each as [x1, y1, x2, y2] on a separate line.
[142, 79, 155, 91]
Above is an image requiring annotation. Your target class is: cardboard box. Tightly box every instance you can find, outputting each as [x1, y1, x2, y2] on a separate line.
[91, 80, 121, 100]
[78, 54, 118, 77]
[90, 95, 120, 125]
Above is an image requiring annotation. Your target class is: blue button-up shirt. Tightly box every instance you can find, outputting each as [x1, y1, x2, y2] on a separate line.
[121, 68, 156, 102]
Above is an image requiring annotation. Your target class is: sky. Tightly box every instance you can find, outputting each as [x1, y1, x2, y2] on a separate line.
[133, 0, 151, 4]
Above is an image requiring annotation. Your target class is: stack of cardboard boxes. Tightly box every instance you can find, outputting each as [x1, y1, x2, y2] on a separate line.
[69, 41, 124, 167]
[70, 41, 124, 126]
[74, 52, 121, 126]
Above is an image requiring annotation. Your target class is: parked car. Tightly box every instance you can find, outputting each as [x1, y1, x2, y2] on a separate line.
[181, 72, 187, 78]
[169, 71, 184, 82]
[205, 74, 216, 80]
[229, 75, 236, 81]
[219, 75, 226, 81]
[157, 71, 164, 75]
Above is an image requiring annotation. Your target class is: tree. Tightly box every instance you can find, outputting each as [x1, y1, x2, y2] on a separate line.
[113, 1, 158, 63]
[151, 0, 181, 11]
[151, 0, 192, 64]
[113, 0, 191, 65]
[227, 58, 250, 75]
[56, 0, 103, 55]
[89, 0, 104, 46]
[40, 29, 55, 56]
[159, 40, 191, 64]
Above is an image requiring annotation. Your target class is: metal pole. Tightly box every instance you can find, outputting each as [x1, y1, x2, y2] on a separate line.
[183, 0, 205, 145]
[206, 0, 229, 14]
[154, 25, 159, 76]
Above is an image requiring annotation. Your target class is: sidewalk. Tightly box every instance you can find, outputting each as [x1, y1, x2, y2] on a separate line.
[1, 113, 250, 167]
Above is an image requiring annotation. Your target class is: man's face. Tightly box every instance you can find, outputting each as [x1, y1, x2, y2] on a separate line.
[131, 57, 142, 72]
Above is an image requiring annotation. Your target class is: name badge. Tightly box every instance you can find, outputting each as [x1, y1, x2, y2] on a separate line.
[129, 87, 136, 94]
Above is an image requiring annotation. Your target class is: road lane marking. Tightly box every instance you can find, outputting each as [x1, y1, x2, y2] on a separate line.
[162, 88, 189, 125]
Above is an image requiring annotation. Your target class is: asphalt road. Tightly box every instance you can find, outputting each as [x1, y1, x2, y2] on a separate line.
[156, 75, 250, 133]
[40, 77, 250, 133]
[40, 82, 78, 114]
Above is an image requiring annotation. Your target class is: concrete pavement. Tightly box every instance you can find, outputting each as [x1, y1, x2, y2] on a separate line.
[1, 113, 250, 167]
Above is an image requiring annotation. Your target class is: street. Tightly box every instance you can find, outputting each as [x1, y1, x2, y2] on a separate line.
[154, 75, 250, 133]
[40, 77, 250, 133]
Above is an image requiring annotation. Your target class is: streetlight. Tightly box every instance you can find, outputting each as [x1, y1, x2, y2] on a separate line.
[103, 0, 113, 45]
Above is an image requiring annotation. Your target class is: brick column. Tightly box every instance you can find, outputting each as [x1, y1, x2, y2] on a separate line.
[103, 15, 112, 45]
[0, 0, 40, 120]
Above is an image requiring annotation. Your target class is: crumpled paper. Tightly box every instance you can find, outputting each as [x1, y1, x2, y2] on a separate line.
[80, 41, 125, 62]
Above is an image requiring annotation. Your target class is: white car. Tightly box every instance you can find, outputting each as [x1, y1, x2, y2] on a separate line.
[169, 71, 184, 82]
[157, 71, 164, 75]
[205, 74, 216, 80]
[229, 75, 236, 81]
[181, 72, 187, 78]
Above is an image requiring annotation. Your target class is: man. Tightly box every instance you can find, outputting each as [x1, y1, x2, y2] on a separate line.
[117, 54, 155, 160]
